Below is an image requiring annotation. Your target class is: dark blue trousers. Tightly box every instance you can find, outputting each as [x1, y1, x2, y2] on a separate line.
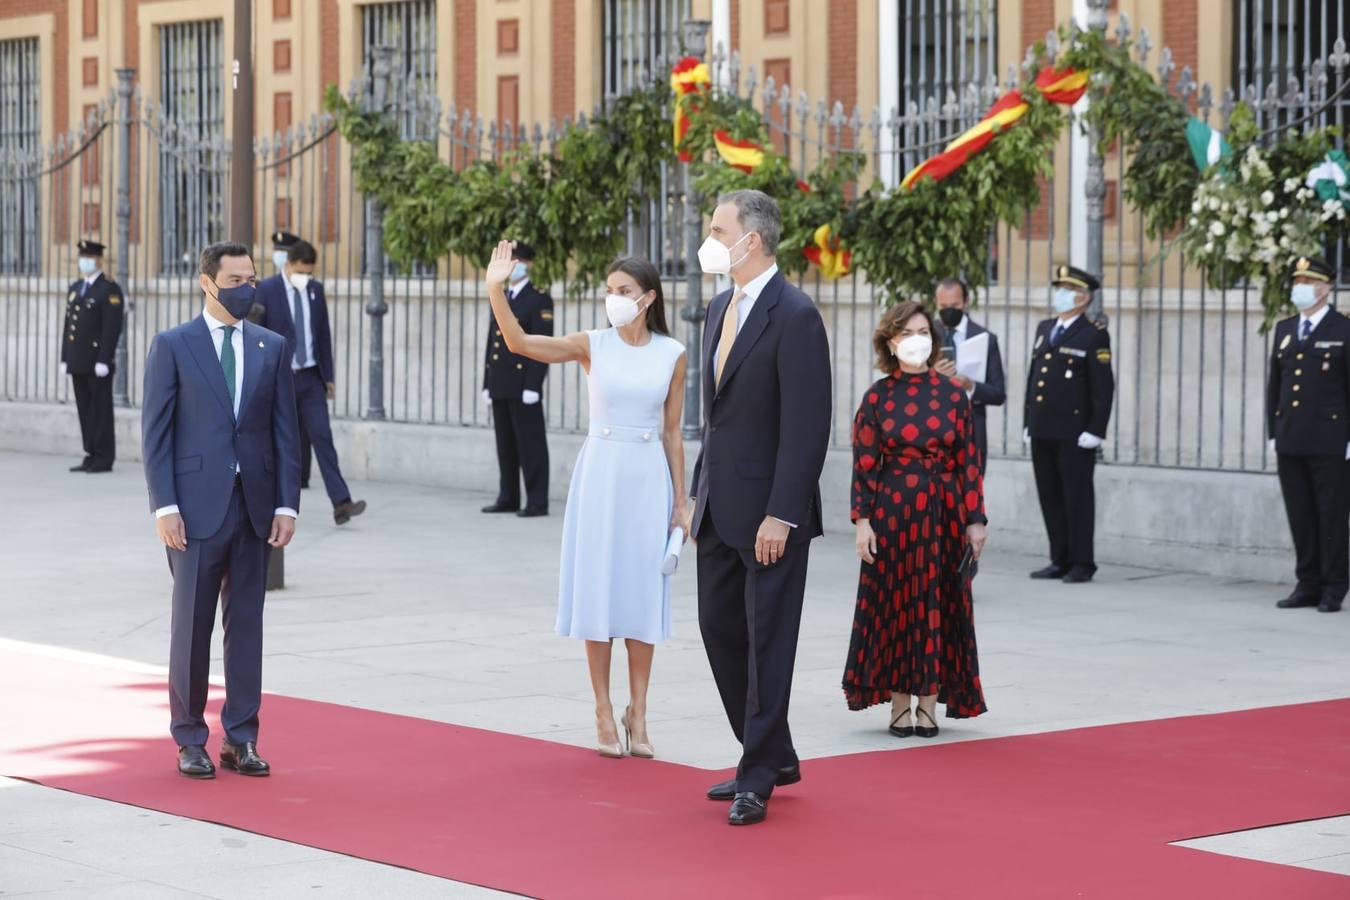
[167, 485, 268, 748]
[294, 367, 350, 506]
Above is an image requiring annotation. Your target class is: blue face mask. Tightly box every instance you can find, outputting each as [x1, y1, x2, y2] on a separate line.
[78, 257, 98, 276]
[212, 281, 257, 320]
[1052, 288, 1080, 315]
[1291, 283, 1318, 311]
[510, 261, 529, 283]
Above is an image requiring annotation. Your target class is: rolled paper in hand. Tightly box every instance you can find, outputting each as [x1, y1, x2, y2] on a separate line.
[662, 528, 684, 575]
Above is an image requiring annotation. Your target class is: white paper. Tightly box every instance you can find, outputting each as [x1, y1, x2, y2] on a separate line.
[956, 332, 988, 384]
[662, 528, 684, 575]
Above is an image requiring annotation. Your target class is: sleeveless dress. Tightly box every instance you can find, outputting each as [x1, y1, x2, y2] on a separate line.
[556, 328, 686, 644]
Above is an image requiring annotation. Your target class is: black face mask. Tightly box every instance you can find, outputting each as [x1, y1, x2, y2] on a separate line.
[938, 306, 964, 329]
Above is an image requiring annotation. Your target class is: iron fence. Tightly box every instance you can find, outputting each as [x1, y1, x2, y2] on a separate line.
[2, 17, 1349, 476]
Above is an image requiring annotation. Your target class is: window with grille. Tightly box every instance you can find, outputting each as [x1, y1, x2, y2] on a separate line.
[362, 0, 437, 140]
[1233, 1, 1350, 121]
[158, 20, 226, 275]
[0, 38, 41, 274]
[900, 0, 998, 112]
[602, 0, 689, 101]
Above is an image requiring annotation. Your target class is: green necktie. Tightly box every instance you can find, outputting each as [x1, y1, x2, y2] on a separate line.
[221, 325, 236, 412]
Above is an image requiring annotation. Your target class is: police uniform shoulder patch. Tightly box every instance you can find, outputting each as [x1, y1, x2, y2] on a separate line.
[109, 294, 122, 305]
[1034, 334, 1044, 349]
[1279, 333, 1291, 350]
[68, 292, 76, 302]
[1093, 319, 1107, 330]
[1096, 348, 1111, 363]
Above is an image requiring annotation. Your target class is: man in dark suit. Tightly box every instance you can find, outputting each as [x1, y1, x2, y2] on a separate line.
[61, 239, 125, 473]
[142, 241, 301, 779]
[1025, 264, 1115, 584]
[259, 230, 314, 488]
[255, 238, 366, 526]
[933, 276, 1006, 471]
[1268, 255, 1350, 614]
[481, 241, 554, 518]
[681, 189, 833, 826]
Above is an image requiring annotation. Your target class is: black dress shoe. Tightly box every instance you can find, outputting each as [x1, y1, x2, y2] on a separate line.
[481, 503, 520, 514]
[728, 792, 768, 826]
[300, 481, 310, 490]
[1062, 567, 1095, 584]
[84, 465, 113, 474]
[914, 707, 940, 738]
[69, 460, 90, 472]
[1276, 592, 1320, 609]
[889, 708, 914, 738]
[517, 508, 549, 518]
[177, 745, 215, 779]
[707, 764, 800, 800]
[1030, 565, 1069, 579]
[333, 499, 367, 525]
[219, 741, 270, 776]
[1318, 597, 1343, 613]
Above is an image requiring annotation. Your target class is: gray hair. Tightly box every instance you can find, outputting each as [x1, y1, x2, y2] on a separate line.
[718, 189, 781, 256]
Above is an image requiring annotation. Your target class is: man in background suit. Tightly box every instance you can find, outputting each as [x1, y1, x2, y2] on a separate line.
[681, 189, 833, 827]
[481, 241, 554, 518]
[256, 238, 366, 526]
[933, 276, 1006, 472]
[61, 239, 125, 473]
[142, 241, 301, 779]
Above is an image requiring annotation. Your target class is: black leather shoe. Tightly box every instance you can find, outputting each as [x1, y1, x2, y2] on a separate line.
[1062, 567, 1095, 584]
[84, 465, 113, 474]
[914, 707, 940, 738]
[517, 508, 549, 518]
[889, 708, 914, 738]
[219, 741, 270, 776]
[69, 460, 90, 472]
[728, 792, 768, 826]
[707, 764, 800, 800]
[1276, 592, 1320, 609]
[177, 745, 215, 779]
[333, 499, 367, 525]
[1030, 565, 1069, 579]
[1318, 596, 1343, 613]
[481, 503, 520, 514]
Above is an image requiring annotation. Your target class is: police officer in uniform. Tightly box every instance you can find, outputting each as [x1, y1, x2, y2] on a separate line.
[481, 242, 553, 517]
[61, 239, 125, 473]
[1025, 265, 1114, 583]
[1268, 256, 1350, 614]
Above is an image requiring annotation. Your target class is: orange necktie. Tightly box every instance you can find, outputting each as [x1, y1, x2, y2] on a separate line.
[715, 289, 745, 386]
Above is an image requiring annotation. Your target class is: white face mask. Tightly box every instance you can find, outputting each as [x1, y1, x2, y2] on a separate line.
[1053, 288, 1080, 315]
[272, 250, 290, 271]
[288, 272, 311, 293]
[1291, 283, 1319, 311]
[892, 334, 932, 368]
[77, 257, 97, 276]
[697, 232, 752, 276]
[605, 293, 645, 328]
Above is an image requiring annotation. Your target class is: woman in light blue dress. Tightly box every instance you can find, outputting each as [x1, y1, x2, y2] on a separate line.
[484, 240, 687, 760]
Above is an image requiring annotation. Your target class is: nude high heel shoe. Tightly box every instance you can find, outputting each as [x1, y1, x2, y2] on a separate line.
[596, 713, 623, 758]
[622, 707, 655, 759]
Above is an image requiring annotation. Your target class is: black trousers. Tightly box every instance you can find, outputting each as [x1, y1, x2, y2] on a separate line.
[299, 428, 312, 486]
[71, 371, 115, 469]
[167, 485, 267, 748]
[1031, 437, 1097, 572]
[1277, 453, 1350, 603]
[294, 368, 350, 506]
[697, 504, 808, 798]
[491, 398, 549, 511]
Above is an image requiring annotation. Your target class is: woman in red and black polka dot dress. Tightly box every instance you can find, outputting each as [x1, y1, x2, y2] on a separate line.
[843, 301, 989, 737]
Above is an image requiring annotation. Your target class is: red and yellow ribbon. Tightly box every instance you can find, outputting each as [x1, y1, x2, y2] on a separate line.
[713, 130, 765, 173]
[803, 223, 851, 279]
[901, 66, 1088, 190]
[671, 56, 711, 162]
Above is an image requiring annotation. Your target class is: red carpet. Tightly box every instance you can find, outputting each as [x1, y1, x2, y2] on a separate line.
[2, 646, 1348, 899]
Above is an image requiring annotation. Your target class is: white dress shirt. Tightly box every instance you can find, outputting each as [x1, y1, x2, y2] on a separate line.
[154, 310, 297, 521]
[1300, 304, 1330, 335]
[81, 271, 103, 295]
[289, 282, 317, 371]
[509, 277, 530, 300]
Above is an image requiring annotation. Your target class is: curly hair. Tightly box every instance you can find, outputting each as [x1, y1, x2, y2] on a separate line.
[872, 301, 940, 375]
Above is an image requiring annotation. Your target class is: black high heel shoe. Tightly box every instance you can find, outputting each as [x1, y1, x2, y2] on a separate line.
[888, 707, 914, 738]
[915, 707, 940, 738]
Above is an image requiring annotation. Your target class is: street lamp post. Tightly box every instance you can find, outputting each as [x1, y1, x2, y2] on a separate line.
[679, 19, 712, 441]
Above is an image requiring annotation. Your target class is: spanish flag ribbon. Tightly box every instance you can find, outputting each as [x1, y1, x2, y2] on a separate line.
[713, 130, 766, 173]
[671, 56, 711, 162]
[901, 66, 1088, 190]
[803, 223, 851, 279]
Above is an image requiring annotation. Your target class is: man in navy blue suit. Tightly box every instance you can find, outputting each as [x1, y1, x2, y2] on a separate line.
[142, 241, 301, 780]
[680, 189, 833, 826]
[933, 276, 1007, 472]
[255, 237, 366, 525]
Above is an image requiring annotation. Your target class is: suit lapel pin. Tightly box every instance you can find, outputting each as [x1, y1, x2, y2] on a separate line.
[258, 341, 265, 348]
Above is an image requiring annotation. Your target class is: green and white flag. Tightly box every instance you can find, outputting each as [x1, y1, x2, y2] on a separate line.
[1185, 117, 1230, 171]
[1306, 149, 1350, 203]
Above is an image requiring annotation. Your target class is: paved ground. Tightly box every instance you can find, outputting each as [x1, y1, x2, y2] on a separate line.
[2, 448, 1347, 897]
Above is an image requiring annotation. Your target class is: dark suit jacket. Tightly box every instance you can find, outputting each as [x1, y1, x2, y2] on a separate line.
[1267, 309, 1350, 456]
[690, 271, 833, 549]
[1024, 316, 1114, 441]
[141, 316, 302, 541]
[936, 318, 1006, 463]
[61, 273, 125, 374]
[485, 282, 553, 399]
[255, 273, 335, 384]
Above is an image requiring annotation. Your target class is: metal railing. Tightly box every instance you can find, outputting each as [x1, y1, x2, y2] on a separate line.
[3, 18, 1349, 475]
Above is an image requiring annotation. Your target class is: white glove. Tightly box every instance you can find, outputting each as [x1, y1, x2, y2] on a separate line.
[1077, 432, 1103, 450]
[1022, 427, 1031, 446]
[522, 390, 541, 405]
[481, 389, 491, 406]
[1345, 442, 1349, 461]
[59, 362, 68, 376]
[94, 363, 109, 378]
